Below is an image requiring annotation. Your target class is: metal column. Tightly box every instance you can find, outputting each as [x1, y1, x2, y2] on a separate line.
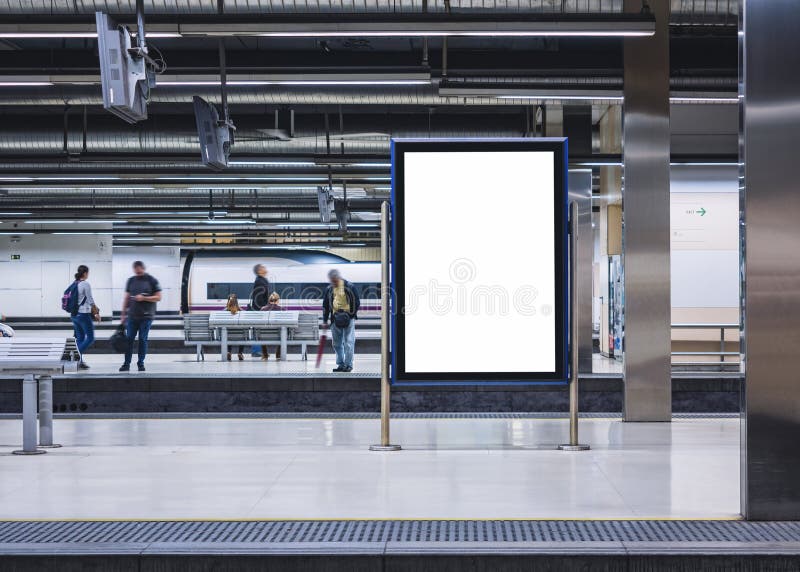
[621, 0, 672, 422]
[13, 374, 44, 455]
[37, 375, 61, 448]
[568, 169, 593, 373]
[741, 0, 800, 520]
[370, 201, 400, 452]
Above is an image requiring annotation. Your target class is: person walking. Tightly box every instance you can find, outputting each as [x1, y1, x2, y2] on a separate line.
[262, 292, 284, 361]
[322, 269, 360, 372]
[225, 293, 245, 361]
[249, 264, 270, 358]
[119, 261, 162, 372]
[71, 265, 100, 370]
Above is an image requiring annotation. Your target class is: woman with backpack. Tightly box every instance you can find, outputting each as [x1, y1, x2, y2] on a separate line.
[70, 265, 100, 370]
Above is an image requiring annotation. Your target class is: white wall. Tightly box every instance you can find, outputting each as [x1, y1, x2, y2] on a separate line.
[670, 165, 740, 321]
[0, 234, 113, 318]
[112, 246, 181, 314]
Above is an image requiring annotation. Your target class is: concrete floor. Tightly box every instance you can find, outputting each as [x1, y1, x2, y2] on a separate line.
[71, 352, 382, 376]
[0, 416, 739, 520]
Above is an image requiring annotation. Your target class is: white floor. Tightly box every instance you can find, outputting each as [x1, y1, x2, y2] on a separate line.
[0, 417, 740, 520]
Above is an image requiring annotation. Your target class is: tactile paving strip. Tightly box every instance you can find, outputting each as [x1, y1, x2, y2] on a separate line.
[0, 520, 797, 544]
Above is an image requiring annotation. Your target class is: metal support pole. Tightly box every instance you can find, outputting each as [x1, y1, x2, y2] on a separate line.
[371, 201, 401, 452]
[37, 375, 61, 448]
[560, 202, 590, 451]
[135, 0, 148, 53]
[13, 374, 45, 455]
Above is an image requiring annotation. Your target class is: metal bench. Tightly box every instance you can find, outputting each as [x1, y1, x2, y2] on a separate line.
[253, 312, 321, 360]
[0, 337, 80, 455]
[183, 314, 219, 361]
[211, 311, 300, 362]
[289, 312, 322, 360]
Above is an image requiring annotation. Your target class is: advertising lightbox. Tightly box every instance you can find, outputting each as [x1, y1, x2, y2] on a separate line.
[391, 139, 568, 384]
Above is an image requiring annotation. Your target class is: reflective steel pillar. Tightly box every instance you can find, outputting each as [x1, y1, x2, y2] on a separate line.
[568, 169, 593, 373]
[622, 0, 672, 421]
[741, 0, 800, 520]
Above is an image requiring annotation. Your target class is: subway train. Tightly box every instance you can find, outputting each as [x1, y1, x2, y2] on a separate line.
[182, 250, 382, 316]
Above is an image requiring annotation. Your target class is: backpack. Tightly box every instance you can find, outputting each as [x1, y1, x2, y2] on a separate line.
[61, 280, 82, 316]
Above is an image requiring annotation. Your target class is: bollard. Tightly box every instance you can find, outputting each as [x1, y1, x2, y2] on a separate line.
[370, 201, 401, 452]
[37, 375, 61, 448]
[13, 374, 45, 455]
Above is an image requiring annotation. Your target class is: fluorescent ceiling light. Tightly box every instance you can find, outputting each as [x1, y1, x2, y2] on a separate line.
[669, 96, 739, 104]
[261, 245, 331, 250]
[0, 32, 97, 38]
[228, 161, 316, 167]
[0, 176, 119, 181]
[24, 220, 123, 224]
[496, 94, 624, 102]
[258, 31, 650, 37]
[158, 80, 429, 86]
[0, 82, 53, 87]
[0, 231, 33, 235]
[157, 176, 328, 181]
[146, 219, 255, 224]
[276, 223, 338, 229]
[118, 211, 228, 216]
[0, 32, 180, 39]
[0, 212, 32, 215]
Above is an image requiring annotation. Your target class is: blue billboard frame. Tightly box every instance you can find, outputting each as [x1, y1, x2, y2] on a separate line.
[390, 138, 570, 387]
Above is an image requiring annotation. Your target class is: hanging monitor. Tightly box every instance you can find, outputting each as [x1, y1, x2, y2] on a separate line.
[391, 138, 568, 385]
[193, 96, 233, 170]
[95, 12, 151, 124]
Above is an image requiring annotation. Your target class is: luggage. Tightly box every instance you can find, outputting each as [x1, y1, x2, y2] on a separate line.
[109, 324, 129, 353]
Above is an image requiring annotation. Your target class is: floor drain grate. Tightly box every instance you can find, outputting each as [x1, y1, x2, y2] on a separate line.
[0, 520, 796, 544]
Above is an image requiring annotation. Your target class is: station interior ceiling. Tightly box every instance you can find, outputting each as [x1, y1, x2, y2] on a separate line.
[0, 0, 737, 249]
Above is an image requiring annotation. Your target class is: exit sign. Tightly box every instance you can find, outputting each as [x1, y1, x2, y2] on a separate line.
[10, 254, 20, 261]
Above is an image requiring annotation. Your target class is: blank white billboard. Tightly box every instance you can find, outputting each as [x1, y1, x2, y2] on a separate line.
[392, 140, 567, 384]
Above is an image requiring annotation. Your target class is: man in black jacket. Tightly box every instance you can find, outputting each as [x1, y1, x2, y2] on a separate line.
[249, 264, 270, 358]
[250, 264, 270, 310]
[322, 269, 361, 372]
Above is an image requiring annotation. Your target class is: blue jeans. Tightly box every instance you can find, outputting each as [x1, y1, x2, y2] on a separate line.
[330, 319, 356, 369]
[124, 318, 153, 366]
[71, 312, 95, 355]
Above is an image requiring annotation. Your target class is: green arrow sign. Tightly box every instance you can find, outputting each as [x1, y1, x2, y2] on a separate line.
[697, 207, 706, 216]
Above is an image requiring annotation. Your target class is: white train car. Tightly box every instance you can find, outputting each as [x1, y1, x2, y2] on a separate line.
[184, 250, 381, 317]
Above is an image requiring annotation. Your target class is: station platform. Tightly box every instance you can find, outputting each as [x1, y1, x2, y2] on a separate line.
[1, 414, 793, 571]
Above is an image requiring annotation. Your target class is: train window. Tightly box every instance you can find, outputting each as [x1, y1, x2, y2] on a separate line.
[207, 282, 381, 301]
[207, 283, 231, 300]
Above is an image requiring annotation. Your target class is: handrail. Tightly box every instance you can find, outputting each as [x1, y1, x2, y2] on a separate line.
[671, 323, 739, 329]
[670, 323, 740, 366]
